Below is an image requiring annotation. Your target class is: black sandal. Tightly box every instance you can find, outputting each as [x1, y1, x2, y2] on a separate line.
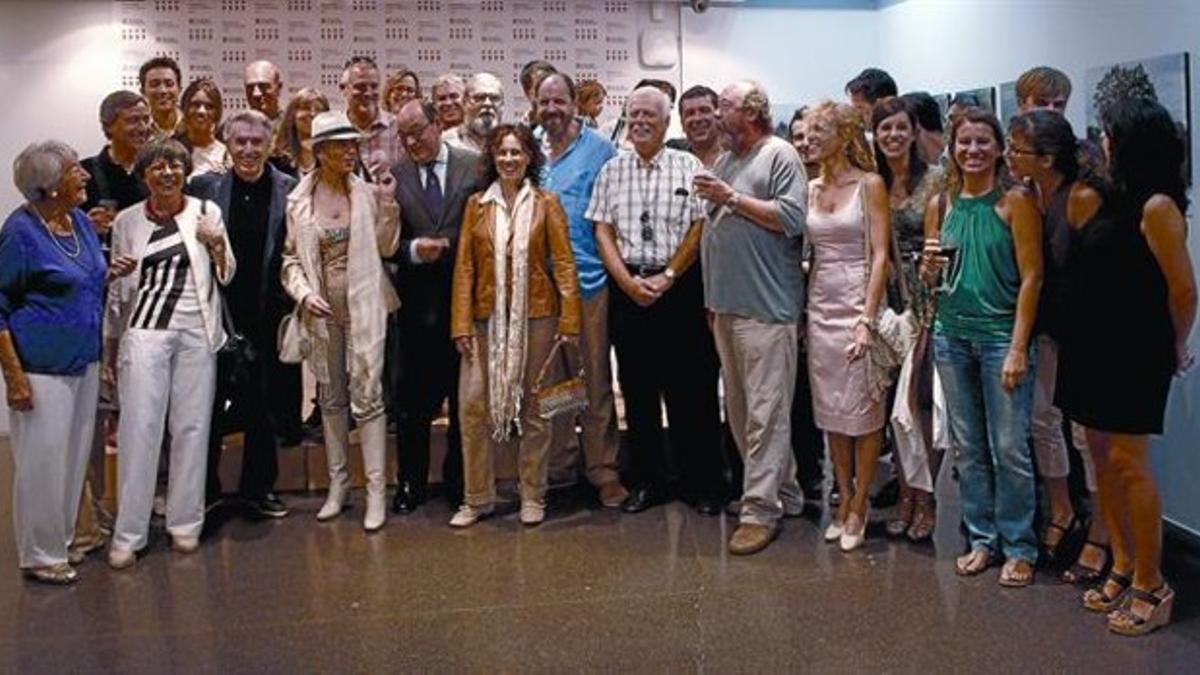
[1108, 583, 1174, 636]
[1083, 572, 1131, 613]
[1040, 514, 1080, 564]
[1060, 540, 1109, 585]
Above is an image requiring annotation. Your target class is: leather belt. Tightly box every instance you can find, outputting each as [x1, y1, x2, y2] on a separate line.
[625, 263, 667, 277]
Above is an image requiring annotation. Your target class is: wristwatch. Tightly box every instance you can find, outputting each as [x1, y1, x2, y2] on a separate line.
[726, 191, 741, 210]
[664, 267, 677, 281]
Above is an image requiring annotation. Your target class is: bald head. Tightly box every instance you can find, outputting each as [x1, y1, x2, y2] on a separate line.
[244, 60, 283, 119]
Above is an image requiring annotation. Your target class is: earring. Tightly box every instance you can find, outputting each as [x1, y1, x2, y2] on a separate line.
[49, 191, 59, 199]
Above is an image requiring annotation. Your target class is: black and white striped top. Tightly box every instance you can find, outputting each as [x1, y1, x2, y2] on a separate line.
[129, 218, 203, 330]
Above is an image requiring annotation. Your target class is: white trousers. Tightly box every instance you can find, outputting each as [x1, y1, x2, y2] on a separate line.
[112, 327, 216, 550]
[9, 363, 99, 568]
[1030, 334, 1096, 492]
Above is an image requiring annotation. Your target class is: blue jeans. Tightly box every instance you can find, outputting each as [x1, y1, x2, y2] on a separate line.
[934, 335, 1037, 562]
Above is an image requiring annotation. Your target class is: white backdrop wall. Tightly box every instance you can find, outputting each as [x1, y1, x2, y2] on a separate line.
[679, 5, 881, 112]
[877, 0, 1200, 536]
[1, 1, 1198, 535]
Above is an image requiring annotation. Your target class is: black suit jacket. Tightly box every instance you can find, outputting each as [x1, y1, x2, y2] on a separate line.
[188, 165, 298, 344]
[390, 144, 485, 330]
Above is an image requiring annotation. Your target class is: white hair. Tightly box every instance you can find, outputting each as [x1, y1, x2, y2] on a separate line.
[627, 86, 671, 119]
[432, 72, 466, 94]
[466, 72, 504, 98]
[222, 109, 273, 139]
[12, 140, 77, 203]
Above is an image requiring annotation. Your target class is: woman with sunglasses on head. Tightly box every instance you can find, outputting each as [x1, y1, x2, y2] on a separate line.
[1056, 98, 1196, 636]
[1004, 110, 1110, 584]
[803, 101, 891, 552]
[922, 108, 1043, 587]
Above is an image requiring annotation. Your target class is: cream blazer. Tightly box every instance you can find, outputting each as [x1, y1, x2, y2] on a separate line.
[105, 196, 236, 352]
[281, 172, 400, 418]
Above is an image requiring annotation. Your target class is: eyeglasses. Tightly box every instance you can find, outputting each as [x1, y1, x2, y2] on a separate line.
[640, 211, 653, 243]
[1004, 145, 1039, 157]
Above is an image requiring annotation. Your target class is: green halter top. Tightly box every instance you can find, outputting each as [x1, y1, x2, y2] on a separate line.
[933, 189, 1021, 341]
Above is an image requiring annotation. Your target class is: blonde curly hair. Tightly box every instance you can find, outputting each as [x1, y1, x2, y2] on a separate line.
[809, 100, 876, 173]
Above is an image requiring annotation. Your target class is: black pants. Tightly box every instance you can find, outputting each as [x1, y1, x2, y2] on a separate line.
[609, 265, 727, 502]
[394, 316, 462, 494]
[207, 343, 281, 501]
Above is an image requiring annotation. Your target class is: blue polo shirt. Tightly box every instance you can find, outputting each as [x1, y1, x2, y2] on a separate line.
[0, 207, 107, 375]
[542, 125, 616, 299]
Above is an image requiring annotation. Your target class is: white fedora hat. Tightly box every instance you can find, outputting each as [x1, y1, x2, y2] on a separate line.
[309, 111, 363, 146]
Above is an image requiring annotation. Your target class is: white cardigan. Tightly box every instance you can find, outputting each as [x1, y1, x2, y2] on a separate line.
[105, 196, 236, 352]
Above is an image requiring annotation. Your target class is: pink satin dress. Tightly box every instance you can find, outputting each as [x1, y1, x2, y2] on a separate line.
[805, 181, 885, 436]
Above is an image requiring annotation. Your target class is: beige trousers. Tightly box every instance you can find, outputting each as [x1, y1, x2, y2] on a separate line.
[712, 313, 803, 526]
[549, 289, 620, 486]
[459, 317, 557, 506]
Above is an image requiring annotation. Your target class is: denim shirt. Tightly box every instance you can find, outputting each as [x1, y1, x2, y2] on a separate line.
[542, 125, 616, 299]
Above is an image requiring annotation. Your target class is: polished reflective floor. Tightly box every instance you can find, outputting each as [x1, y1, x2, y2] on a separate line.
[1, 438, 1198, 673]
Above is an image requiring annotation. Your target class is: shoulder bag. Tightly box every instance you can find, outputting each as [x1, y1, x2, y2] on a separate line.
[861, 180, 919, 401]
[532, 339, 589, 420]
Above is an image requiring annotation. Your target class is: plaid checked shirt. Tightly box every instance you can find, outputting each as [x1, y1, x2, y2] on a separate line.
[585, 146, 706, 268]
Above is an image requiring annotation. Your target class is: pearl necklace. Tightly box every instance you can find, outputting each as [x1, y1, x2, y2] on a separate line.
[31, 206, 82, 259]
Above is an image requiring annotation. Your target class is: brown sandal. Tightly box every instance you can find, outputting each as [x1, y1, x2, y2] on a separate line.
[886, 489, 915, 538]
[955, 548, 992, 576]
[1083, 572, 1131, 612]
[1060, 541, 1109, 585]
[23, 563, 79, 586]
[999, 558, 1034, 587]
[907, 493, 936, 542]
[1108, 583, 1174, 636]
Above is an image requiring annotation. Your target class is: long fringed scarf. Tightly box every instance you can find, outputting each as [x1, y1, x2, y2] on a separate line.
[486, 180, 535, 441]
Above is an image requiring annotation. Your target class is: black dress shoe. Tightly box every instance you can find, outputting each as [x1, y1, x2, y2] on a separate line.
[827, 483, 841, 507]
[245, 493, 290, 518]
[694, 499, 724, 517]
[620, 487, 664, 514]
[800, 478, 824, 503]
[391, 482, 426, 514]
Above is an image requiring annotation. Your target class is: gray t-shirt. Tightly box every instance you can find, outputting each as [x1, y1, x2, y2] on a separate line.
[701, 135, 808, 324]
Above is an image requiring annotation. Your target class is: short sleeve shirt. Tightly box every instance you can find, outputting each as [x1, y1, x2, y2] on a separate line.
[701, 136, 809, 324]
[542, 125, 617, 299]
[585, 147, 705, 268]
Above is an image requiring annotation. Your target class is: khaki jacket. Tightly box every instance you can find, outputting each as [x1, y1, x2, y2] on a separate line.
[451, 186, 581, 339]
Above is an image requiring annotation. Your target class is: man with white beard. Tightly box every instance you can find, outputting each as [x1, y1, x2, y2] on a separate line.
[443, 72, 505, 153]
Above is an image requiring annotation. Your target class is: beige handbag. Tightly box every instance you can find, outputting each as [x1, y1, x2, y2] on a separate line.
[532, 339, 589, 420]
[277, 306, 308, 364]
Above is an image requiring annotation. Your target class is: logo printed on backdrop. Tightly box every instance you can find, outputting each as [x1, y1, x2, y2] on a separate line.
[116, 0, 672, 126]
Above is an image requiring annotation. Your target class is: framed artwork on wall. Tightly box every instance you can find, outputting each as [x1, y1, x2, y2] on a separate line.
[1085, 51, 1191, 182]
[997, 80, 1019, 129]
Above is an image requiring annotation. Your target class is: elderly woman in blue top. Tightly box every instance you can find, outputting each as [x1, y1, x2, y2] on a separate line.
[104, 138, 235, 569]
[0, 141, 135, 585]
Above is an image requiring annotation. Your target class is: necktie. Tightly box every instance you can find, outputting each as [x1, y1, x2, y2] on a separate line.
[423, 164, 443, 221]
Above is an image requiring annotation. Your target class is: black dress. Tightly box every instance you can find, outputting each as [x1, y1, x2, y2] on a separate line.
[1056, 198, 1177, 434]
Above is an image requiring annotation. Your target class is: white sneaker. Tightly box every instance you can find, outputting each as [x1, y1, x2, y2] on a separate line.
[108, 546, 136, 570]
[519, 502, 545, 526]
[449, 504, 494, 528]
[171, 535, 200, 554]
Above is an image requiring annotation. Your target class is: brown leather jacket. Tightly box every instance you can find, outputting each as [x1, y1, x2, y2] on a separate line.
[451, 185, 581, 338]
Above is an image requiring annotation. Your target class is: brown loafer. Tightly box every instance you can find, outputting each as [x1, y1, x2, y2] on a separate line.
[598, 481, 630, 509]
[728, 523, 778, 556]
